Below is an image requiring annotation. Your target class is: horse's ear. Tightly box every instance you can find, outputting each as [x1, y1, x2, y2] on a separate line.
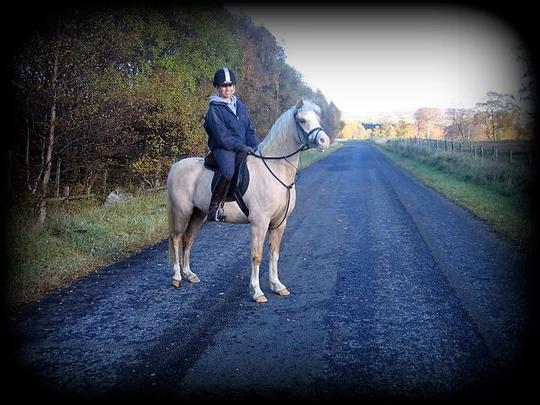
[296, 98, 304, 110]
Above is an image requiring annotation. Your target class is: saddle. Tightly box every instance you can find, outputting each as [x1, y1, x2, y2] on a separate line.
[204, 151, 250, 218]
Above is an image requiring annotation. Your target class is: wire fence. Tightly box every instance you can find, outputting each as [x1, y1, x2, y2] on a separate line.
[386, 137, 534, 167]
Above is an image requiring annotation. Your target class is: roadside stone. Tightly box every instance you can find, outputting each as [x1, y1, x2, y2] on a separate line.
[103, 187, 134, 206]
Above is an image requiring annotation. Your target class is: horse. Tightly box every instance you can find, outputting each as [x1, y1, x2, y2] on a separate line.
[166, 99, 330, 303]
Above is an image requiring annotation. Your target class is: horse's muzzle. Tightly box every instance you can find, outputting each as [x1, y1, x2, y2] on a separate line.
[316, 132, 330, 151]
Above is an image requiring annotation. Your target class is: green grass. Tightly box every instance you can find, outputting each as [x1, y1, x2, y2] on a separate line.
[373, 141, 533, 250]
[6, 142, 342, 307]
[7, 192, 169, 306]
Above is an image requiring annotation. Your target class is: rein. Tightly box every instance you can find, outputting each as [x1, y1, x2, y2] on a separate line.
[247, 113, 324, 230]
[249, 148, 304, 230]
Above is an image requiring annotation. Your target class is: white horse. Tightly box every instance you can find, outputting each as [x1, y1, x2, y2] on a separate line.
[166, 99, 330, 303]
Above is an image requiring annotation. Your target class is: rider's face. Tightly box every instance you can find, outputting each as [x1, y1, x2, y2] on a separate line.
[217, 83, 235, 100]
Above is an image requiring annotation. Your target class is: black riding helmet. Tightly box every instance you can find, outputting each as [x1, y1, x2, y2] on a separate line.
[213, 67, 237, 86]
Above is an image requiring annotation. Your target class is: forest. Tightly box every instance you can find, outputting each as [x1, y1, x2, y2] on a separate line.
[5, 4, 344, 226]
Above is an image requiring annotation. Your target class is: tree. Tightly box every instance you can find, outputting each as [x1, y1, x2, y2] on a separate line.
[414, 107, 443, 139]
[445, 108, 475, 140]
[395, 116, 415, 138]
[8, 5, 343, 228]
[515, 45, 536, 130]
[340, 121, 367, 139]
[475, 92, 519, 140]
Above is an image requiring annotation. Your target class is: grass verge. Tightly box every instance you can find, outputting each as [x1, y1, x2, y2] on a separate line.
[7, 192, 169, 307]
[372, 141, 533, 250]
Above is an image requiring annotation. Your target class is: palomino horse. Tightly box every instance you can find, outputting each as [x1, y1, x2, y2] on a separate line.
[166, 99, 330, 303]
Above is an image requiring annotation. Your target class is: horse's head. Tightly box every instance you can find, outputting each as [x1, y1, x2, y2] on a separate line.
[293, 99, 330, 151]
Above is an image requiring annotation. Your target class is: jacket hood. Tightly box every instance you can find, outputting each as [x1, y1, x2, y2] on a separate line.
[209, 95, 237, 115]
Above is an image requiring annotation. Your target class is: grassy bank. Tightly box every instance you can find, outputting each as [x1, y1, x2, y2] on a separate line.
[6, 142, 341, 307]
[6, 192, 169, 306]
[372, 139, 534, 249]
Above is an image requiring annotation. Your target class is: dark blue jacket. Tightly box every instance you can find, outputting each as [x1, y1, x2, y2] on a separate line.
[204, 98, 258, 152]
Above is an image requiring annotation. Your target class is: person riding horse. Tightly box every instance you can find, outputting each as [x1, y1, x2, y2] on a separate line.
[204, 67, 258, 221]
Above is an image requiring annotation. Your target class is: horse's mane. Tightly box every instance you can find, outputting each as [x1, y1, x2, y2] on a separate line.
[258, 100, 320, 156]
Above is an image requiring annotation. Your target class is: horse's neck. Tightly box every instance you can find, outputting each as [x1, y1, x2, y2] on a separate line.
[259, 110, 300, 158]
[258, 110, 302, 183]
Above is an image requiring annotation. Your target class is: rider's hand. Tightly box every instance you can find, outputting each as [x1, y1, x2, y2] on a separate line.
[242, 145, 256, 154]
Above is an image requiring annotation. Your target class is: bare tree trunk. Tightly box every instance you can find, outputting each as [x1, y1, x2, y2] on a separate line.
[31, 138, 46, 194]
[25, 99, 32, 191]
[37, 52, 59, 228]
[55, 158, 61, 198]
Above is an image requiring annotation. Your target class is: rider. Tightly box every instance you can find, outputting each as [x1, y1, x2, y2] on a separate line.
[204, 67, 258, 221]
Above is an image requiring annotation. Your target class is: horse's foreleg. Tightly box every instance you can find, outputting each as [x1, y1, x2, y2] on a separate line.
[268, 221, 290, 296]
[181, 208, 206, 283]
[250, 223, 269, 303]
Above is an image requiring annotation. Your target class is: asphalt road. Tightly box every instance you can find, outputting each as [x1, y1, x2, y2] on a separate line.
[5, 141, 536, 402]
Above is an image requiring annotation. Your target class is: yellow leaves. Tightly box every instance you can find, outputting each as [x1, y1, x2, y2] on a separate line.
[130, 154, 169, 177]
[340, 121, 368, 139]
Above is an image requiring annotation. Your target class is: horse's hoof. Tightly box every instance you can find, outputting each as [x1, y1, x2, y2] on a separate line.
[172, 279, 181, 288]
[255, 295, 268, 303]
[188, 275, 200, 283]
[276, 288, 290, 296]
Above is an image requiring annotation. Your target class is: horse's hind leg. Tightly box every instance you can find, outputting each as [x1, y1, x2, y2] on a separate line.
[181, 208, 206, 283]
[268, 221, 290, 296]
[169, 210, 190, 288]
[170, 232, 184, 288]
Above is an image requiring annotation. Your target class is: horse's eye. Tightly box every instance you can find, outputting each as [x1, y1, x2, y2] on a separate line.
[298, 118, 306, 124]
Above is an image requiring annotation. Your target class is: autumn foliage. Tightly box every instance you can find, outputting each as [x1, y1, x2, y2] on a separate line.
[6, 5, 344, 225]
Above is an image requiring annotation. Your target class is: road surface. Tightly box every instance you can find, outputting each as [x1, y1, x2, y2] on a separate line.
[6, 141, 535, 401]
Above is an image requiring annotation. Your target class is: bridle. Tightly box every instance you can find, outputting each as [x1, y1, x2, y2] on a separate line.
[250, 109, 325, 160]
[293, 110, 325, 150]
[249, 109, 325, 229]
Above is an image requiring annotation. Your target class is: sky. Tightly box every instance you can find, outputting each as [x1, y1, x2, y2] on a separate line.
[227, 4, 528, 121]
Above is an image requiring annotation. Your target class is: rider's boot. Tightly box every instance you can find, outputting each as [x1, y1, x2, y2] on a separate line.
[207, 175, 231, 222]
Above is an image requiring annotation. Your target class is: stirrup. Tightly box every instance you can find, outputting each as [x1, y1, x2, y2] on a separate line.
[208, 205, 225, 222]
